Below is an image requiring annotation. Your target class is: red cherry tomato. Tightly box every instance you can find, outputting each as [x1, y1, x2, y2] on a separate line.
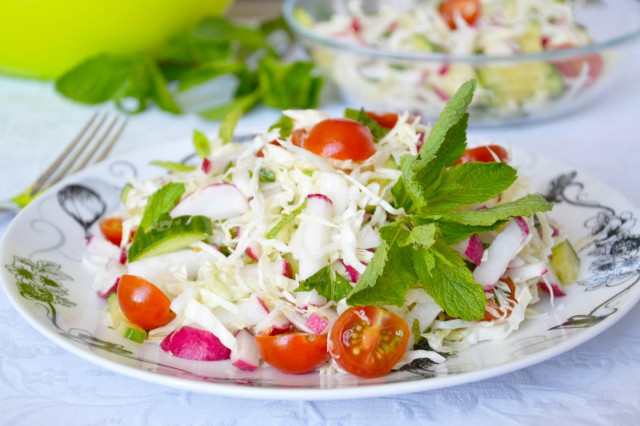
[304, 118, 376, 161]
[551, 43, 604, 84]
[455, 145, 510, 165]
[439, 0, 481, 30]
[255, 332, 330, 374]
[99, 217, 125, 246]
[366, 111, 399, 129]
[329, 306, 410, 378]
[117, 275, 175, 330]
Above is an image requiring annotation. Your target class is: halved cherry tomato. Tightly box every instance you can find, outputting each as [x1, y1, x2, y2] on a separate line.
[551, 43, 603, 84]
[439, 0, 481, 30]
[329, 306, 409, 378]
[255, 332, 330, 374]
[99, 217, 125, 246]
[304, 118, 375, 161]
[454, 144, 509, 165]
[366, 111, 399, 129]
[117, 275, 175, 330]
[483, 277, 517, 321]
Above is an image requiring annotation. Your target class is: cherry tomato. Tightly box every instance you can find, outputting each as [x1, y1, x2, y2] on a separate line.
[366, 111, 399, 129]
[551, 43, 603, 84]
[304, 118, 375, 161]
[439, 0, 481, 30]
[454, 145, 509, 165]
[483, 278, 517, 321]
[117, 275, 175, 330]
[99, 217, 125, 246]
[255, 332, 330, 374]
[329, 306, 409, 378]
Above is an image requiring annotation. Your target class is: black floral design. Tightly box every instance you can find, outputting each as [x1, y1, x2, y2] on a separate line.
[542, 172, 640, 330]
[57, 184, 106, 239]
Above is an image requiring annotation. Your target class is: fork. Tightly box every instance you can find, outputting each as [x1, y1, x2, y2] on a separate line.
[0, 112, 127, 211]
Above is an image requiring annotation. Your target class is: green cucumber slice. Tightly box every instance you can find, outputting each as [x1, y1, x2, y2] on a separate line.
[107, 293, 147, 344]
[551, 239, 581, 284]
[128, 215, 212, 262]
[477, 61, 564, 104]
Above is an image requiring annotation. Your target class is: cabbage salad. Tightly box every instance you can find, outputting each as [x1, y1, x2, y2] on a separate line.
[84, 81, 579, 378]
[304, 0, 603, 122]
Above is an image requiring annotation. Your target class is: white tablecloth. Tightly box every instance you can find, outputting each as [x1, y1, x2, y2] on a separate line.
[1, 44, 640, 425]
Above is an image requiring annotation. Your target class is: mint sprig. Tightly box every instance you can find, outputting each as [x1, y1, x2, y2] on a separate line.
[346, 80, 552, 321]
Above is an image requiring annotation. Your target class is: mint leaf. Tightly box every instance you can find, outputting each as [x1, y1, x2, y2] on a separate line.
[295, 266, 352, 302]
[397, 224, 438, 248]
[193, 130, 211, 158]
[138, 182, 185, 232]
[413, 240, 486, 321]
[259, 168, 276, 182]
[258, 56, 323, 109]
[150, 161, 197, 173]
[266, 199, 307, 239]
[343, 108, 389, 142]
[421, 162, 517, 212]
[347, 221, 418, 307]
[219, 107, 243, 144]
[269, 115, 294, 139]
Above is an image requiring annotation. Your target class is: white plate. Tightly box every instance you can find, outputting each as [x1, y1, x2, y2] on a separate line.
[2, 140, 640, 400]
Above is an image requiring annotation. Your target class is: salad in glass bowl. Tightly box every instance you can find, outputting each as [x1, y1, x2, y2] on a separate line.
[284, 0, 640, 125]
[84, 82, 580, 379]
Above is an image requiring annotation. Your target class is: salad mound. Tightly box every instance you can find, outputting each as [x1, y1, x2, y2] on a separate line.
[302, 0, 604, 122]
[85, 81, 580, 378]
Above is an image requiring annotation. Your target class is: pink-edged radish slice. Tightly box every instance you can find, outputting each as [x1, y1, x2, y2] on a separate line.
[92, 260, 125, 295]
[507, 262, 548, 283]
[160, 326, 231, 361]
[274, 258, 294, 279]
[87, 235, 121, 261]
[538, 269, 567, 296]
[340, 259, 361, 283]
[238, 228, 262, 261]
[452, 234, 484, 265]
[232, 329, 260, 371]
[305, 313, 329, 334]
[255, 311, 292, 335]
[295, 290, 328, 309]
[170, 183, 249, 220]
[507, 257, 526, 269]
[297, 194, 335, 280]
[201, 158, 212, 174]
[473, 217, 531, 290]
[97, 277, 120, 299]
[236, 295, 270, 327]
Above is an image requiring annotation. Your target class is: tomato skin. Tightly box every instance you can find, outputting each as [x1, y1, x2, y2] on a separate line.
[439, 0, 481, 30]
[117, 275, 176, 330]
[304, 118, 376, 161]
[365, 111, 399, 129]
[551, 43, 603, 84]
[99, 217, 125, 246]
[329, 306, 410, 378]
[255, 332, 330, 374]
[455, 145, 509, 165]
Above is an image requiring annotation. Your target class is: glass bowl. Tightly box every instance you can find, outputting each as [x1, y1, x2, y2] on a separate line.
[283, 0, 640, 126]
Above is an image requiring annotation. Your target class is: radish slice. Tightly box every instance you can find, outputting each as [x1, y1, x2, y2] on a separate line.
[160, 326, 231, 361]
[255, 311, 292, 335]
[276, 258, 294, 279]
[295, 290, 328, 309]
[341, 259, 361, 282]
[87, 236, 121, 261]
[452, 234, 484, 265]
[170, 183, 249, 220]
[306, 313, 329, 334]
[97, 277, 120, 299]
[473, 217, 531, 289]
[539, 269, 567, 296]
[507, 262, 548, 283]
[295, 194, 335, 280]
[236, 295, 270, 327]
[231, 329, 260, 371]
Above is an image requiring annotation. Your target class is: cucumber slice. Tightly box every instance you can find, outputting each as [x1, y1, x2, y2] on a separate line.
[107, 293, 147, 344]
[551, 239, 581, 284]
[477, 62, 564, 104]
[127, 215, 212, 262]
[519, 22, 543, 53]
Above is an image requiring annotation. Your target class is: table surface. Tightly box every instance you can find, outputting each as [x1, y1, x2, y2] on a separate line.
[1, 40, 639, 425]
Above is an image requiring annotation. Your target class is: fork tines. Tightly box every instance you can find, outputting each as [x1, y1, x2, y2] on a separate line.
[30, 113, 127, 196]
